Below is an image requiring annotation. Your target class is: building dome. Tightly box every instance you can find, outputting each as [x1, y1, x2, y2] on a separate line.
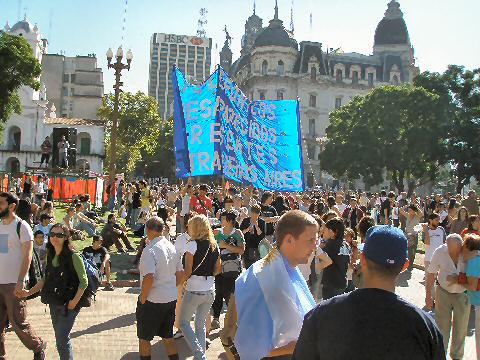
[10, 18, 35, 33]
[254, 25, 298, 49]
[374, 1, 410, 46]
[253, 0, 297, 50]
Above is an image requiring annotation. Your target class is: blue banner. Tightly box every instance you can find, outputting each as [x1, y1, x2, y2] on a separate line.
[173, 65, 304, 192]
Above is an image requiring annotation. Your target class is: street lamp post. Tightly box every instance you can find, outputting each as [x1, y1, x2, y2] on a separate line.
[106, 46, 132, 203]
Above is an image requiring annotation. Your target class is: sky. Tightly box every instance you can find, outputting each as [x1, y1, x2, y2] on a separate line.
[1, 0, 479, 94]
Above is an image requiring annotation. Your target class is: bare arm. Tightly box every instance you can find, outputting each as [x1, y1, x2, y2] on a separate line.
[181, 252, 194, 285]
[267, 341, 296, 357]
[213, 256, 222, 276]
[315, 252, 332, 271]
[15, 241, 33, 296]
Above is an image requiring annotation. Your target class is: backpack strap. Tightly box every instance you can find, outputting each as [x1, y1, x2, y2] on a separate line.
[16, 220, 21, 239]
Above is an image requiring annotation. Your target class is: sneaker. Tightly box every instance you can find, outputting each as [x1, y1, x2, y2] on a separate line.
[211, 318, 220, 330]
[173, 330, 184, 339]
[104, 283, 114, 291]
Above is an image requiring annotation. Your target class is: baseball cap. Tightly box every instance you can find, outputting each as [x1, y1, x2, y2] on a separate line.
[363, 225, 407, 267]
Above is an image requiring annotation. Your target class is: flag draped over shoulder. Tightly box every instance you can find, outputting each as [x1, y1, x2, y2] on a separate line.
[234, 249, 316, 360]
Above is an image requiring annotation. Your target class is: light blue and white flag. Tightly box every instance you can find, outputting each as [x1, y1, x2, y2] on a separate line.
[234, 249, 316, 360]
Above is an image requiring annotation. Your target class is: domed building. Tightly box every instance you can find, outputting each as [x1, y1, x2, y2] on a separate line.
[220, 0, 419, 188]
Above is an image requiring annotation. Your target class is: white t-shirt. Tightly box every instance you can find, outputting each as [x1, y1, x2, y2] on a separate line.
[427, 244, 466, 293]
[184, 241, 215, 292]
[336, 203, 347, 215]
[139, 236, 182, 303]
[180, 195, 191, 216]
[0, 217, 34, 284]
[438, 210, 448, 223]
[175, 232, 190, 259]
[298, 253, 314, 282]
[425, 227, 446, 262]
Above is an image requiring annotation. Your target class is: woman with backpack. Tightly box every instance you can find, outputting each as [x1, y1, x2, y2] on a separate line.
[179, 215, 221, 360]
[21, 223, 88, 360]
[211, 210, 245, 330]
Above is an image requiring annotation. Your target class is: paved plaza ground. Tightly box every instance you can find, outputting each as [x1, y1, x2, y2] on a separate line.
[4, 268, 478, 359]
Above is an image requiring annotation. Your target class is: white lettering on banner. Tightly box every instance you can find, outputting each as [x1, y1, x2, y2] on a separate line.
[186, 101, 199, 120]
[212, 151, 222, 171]
[191, 125, 202, 144]
[200, 99, 213, 118]
[198, 152, 209, 171]
[264, 169, 302, 189]
[210, 123, 221, 143]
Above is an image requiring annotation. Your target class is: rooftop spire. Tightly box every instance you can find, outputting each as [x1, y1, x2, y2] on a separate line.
[385, 0, 403, 20]
[253, 0, 256, 15]
[274, 0, 279, 20]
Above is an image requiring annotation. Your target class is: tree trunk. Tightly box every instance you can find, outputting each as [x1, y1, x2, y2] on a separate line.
[391, 170, 405, 193]
[407, 181, 416, 197]
[456, 176, 468, 195]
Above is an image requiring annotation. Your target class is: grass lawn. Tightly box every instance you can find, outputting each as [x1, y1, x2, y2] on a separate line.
[52, 203, 143, 281]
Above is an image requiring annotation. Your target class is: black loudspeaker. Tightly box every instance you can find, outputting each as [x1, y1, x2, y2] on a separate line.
[51, 127, 77, 168]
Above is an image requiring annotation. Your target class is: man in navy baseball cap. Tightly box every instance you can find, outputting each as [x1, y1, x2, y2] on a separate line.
[363, 225, 409, 271]
[293, 225, 445, 360]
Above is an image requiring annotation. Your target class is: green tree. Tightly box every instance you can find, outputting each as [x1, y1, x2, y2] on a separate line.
[98, 91, 162, 175]
[320, 85, 448, 194]
[414, 65, 480, 193]
[136, 116, 175, 180]
[0, 32, 41, 129]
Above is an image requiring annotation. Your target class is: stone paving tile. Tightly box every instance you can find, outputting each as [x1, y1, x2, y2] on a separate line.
[4, 269, 478, 359]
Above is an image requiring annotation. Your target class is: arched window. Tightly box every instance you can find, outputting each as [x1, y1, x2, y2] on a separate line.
[392, 75, 399, 85]
[311, 67, 317, 81]
[6, 157, 20, 174]
[261, 60, 268, 75]
[8, 126, 21, 151]
[277, 60, 284, 76]
[77, 132, 91, 155]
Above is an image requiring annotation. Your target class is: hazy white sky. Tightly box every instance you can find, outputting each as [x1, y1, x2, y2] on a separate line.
[1, 0, 479, 94]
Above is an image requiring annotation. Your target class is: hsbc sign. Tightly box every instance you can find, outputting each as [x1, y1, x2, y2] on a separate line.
[159, 33, 209, 47]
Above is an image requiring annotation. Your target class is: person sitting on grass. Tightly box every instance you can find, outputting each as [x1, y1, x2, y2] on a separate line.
[101, 213, 135, 253]
[73, 203, 97, 237]
[82, 235, 114, 291]
[34, 213, 54, 236]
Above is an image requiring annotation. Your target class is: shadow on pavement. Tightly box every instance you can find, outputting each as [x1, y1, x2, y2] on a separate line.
[120, 338, 193, 359]
[396, 270, 412, 287]
[71, 313, 136, 338]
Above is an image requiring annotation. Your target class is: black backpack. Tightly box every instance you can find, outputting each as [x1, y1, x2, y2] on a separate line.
[76, 254, 102, 307]
[15, 221, 43, 300]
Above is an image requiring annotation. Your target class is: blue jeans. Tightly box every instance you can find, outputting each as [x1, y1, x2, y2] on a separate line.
[49, 304, 79, 360]
[130, 208, 140, 228]
[75, 222, 96, 237]
[179, 290, 215, 360]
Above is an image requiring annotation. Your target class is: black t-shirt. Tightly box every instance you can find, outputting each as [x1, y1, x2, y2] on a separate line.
[240, 217, 266, 249]
[260, 205, 278, 236]
[82, 246, 108, 267]
[321, 237, 350, 290]
[132, 191, 141, 209]
[292, 288, 445, 360]
[381, 199, 392, 218]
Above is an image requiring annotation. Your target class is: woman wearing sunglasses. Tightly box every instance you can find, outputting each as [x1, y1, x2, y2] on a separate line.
[20, 223, 88, 360]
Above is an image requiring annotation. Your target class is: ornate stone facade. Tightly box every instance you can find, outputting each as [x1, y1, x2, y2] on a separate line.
[220, 0, 419, 188]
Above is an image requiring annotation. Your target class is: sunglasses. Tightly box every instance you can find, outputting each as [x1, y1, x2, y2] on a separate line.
[50, 232, 67, 238]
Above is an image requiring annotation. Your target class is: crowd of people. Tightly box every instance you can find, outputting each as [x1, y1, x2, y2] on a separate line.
[1, 178, 480, 359]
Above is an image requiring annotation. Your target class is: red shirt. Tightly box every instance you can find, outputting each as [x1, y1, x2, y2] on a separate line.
[189, 195, 213, 216]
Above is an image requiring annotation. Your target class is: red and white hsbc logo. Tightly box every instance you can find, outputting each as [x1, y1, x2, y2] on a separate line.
[161, 34, 206, 46]
[190, 37, 203, 45]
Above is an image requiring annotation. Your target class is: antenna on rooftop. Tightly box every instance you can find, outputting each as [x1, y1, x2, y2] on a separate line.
[197, 8, 208, 38]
